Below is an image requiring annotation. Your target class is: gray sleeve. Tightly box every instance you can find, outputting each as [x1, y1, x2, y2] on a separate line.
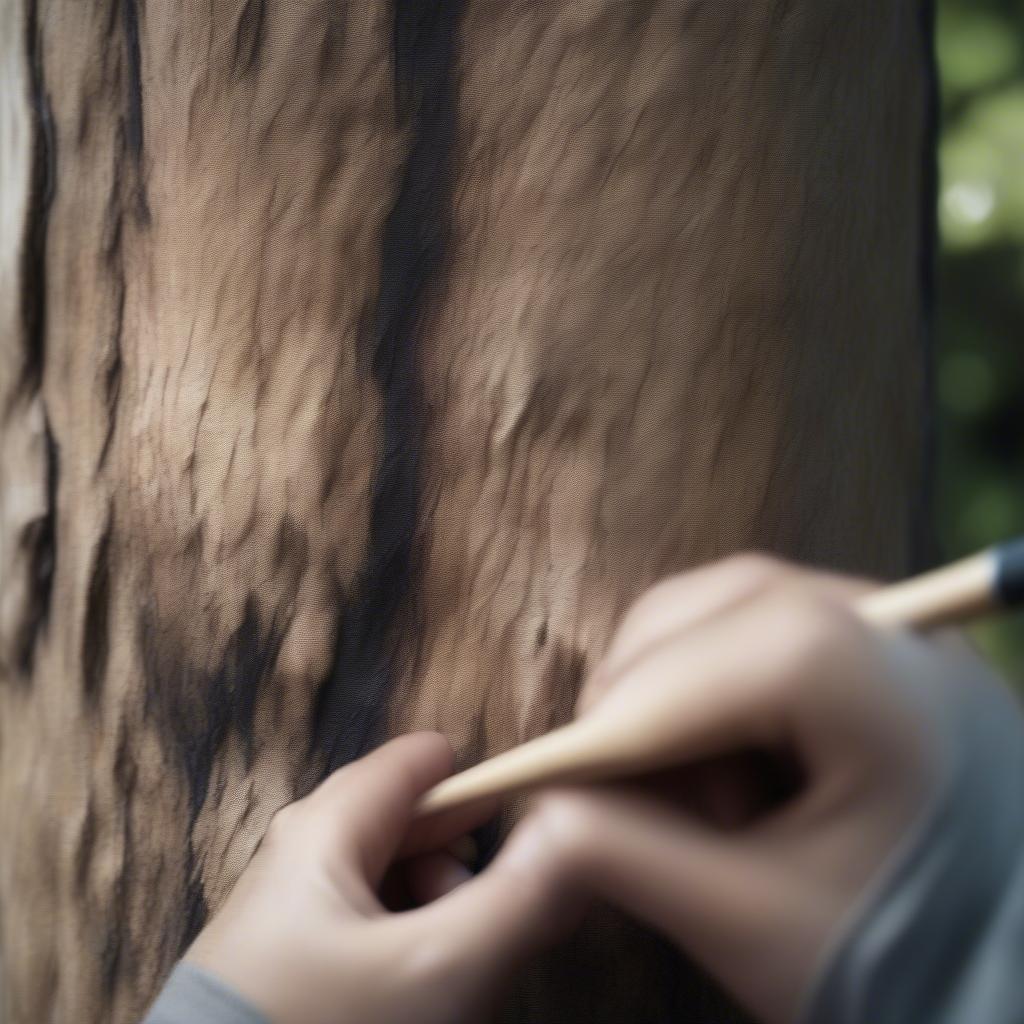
[801, 665, 1024, 1024]
[141, 963, 271, 1024]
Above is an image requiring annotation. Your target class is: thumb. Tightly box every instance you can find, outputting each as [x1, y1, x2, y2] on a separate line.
[311, 732, 455, 886]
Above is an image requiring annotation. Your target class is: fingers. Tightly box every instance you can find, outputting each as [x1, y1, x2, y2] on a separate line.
[311, 732, 456, 886]
[404, 823, 586, 994]
[520, 787, 820, 1019]
[580, 553, 872, 714]
[580, 555, 779, 714]
[572, 588, 889, 803]
[525, 787, 761, 937]
[404, 851, 474, 905]
[398, 794, 499, 859]
[648, 749, 804, 830]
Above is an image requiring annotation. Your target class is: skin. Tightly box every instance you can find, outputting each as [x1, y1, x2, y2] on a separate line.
[181, 554, 997, 1024]
[526, 554, 953, 1023]
[185, 732, 582, 1024]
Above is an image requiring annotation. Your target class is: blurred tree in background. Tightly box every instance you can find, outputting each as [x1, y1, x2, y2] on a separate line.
[937, 0, 1024, 679]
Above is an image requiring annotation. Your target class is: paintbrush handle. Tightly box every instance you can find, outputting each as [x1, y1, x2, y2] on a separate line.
[858, 539, 1024, 628]
[416, 538, 1024, 818]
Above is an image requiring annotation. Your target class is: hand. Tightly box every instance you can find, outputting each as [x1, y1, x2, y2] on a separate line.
[185, 733, 577, 1024]
[523, 554, 989, 1024]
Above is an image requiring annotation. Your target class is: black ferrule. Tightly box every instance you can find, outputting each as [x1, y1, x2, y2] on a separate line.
[994, 538, 1024, 608]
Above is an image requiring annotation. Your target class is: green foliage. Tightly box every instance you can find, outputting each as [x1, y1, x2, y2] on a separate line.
[937, 0, 1024, 678]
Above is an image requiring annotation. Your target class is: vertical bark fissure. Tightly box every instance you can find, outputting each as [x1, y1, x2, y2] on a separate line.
[138, 597, 285, 948]
[101, 725, 137, 999]
[81, 517, 113, 702]
[121, 0, 149, 222]
[96, 272, 124, 471]
[20, 0, 54, 396]
[13, 429, 58, 679]
[232, 0, 267, 77]
[141, 599, 285, 828]
[310, 0, 464, 774]
[10, 2, 59, 681]
[97, 0, 147, 470]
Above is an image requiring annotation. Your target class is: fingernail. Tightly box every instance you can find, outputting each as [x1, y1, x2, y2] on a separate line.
[439, 857, 474, 890]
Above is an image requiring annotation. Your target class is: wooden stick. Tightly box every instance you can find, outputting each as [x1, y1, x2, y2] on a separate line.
[858, 550, 997, 628]
[416, 538, 1024, 818]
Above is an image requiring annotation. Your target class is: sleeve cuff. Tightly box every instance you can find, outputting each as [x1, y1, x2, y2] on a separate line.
[800, 664, 1024, 1024]
[142, 962, 271, 1024]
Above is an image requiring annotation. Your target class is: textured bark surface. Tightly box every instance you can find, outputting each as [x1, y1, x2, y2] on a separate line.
[0, 2, 933, 1021]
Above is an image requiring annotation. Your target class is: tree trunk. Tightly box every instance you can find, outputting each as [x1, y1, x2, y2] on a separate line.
[0, 2, 934, 1021]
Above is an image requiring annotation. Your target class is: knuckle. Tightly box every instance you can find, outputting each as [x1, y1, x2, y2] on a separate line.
[528, 791, 603, 862]
[615, 553, 791, 650]
[761, 591, 859, 683]
[718, 550, 789, 590]
[620, 575, 687, 631]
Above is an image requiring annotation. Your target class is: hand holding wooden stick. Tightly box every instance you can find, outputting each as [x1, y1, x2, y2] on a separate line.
[416, 539, 1024, 818]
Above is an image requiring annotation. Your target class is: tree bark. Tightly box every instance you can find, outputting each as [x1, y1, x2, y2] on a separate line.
[0, 2, 934, 1021]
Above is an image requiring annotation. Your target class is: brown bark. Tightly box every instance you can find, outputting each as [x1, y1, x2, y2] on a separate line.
[0, 2, 932, 1021]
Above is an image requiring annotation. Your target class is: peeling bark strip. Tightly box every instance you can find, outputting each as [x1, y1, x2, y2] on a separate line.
[311, 0, 464, 773]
